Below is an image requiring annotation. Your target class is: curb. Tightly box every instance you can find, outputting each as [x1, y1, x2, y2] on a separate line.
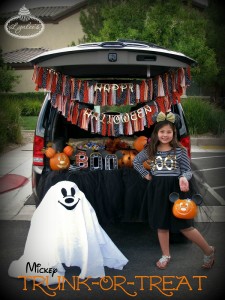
[191, 137, 225, 146]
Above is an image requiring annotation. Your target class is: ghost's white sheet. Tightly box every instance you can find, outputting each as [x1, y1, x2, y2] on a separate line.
[8, 181, 128, 285]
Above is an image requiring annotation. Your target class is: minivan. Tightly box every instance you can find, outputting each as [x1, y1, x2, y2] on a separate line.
[30, 40, 196, 223]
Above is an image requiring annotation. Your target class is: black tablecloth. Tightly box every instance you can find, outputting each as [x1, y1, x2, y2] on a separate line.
[37, 168, 149, 225]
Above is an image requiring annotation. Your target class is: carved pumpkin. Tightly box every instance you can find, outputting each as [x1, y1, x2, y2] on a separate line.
[63, 145, 74, 157]
[133, 136, 148, 152]
[118, 150, 138, 168]
[172, 199, 198, 219]
[44, 147, 56, 158]
[49, 152, 70, 171]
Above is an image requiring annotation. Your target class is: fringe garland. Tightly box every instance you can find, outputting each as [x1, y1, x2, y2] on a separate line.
[33, 66, 191, 136]
[46, 95, 166, 136]
[32, 66, 191, 107]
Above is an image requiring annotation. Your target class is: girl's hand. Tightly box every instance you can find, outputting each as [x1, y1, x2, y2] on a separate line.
[179, 176, 189, 192]
[145, 174, 152, 181]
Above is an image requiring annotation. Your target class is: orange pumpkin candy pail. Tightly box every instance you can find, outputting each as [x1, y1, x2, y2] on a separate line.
[169, 192, 203, 220]
[172, 199, 198, 219]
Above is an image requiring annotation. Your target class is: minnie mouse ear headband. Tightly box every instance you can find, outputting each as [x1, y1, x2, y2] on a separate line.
[156, 112, 175, 123]
[154, 111, 182, 129]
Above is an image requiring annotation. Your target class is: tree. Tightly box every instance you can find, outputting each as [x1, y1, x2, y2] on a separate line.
[141, 0, 218, 87]
[79, 0, 107, 43]
[79, 0, 219, 95]
[205, 0, 225, 101]
[80, 0, 150, 42]
[0, 49, 20, 92]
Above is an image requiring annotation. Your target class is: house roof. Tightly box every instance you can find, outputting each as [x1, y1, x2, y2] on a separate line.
[3, 48, 49, 64]
[0, 0, 87, 24]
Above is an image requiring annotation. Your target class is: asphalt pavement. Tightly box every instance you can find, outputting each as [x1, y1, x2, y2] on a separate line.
[0, 137, 225, 300]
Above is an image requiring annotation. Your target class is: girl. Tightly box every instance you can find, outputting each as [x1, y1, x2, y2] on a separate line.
[133, 111, 215, 270]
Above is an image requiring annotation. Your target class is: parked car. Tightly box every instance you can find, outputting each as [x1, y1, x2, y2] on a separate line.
[30, 40, 196, 208]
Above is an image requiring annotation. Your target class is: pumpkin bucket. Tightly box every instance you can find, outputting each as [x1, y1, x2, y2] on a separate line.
[169, 192, 203, 219]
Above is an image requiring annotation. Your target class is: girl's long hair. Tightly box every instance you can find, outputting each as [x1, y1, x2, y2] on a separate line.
[147, 120, 183, 160]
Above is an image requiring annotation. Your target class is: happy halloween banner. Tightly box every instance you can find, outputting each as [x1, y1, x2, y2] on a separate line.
[44, 95, 163, 136]
[32, 66, 191, 136]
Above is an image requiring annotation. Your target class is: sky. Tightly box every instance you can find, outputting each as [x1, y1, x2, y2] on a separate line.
[0, 0, 84, 13]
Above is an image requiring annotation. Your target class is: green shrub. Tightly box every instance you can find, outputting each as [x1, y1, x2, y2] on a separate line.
[102, 105, 131, 113]
[0, 92, 45, 101]
[19, 99, 42, 116]
[0, 92, 44, 116]
[0, 65, 21, 92]
[182, 97, 225, 135]
[0, 110, 8, 151]
[0, 100, 22, 152]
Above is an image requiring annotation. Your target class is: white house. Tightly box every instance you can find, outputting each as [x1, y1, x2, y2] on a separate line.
[0, 0, 87, 92]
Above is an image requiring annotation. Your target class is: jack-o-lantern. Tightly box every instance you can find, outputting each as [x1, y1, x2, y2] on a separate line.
[133, 136, 148, 152]
[118, 149, 138, 168]
[169, 192, 202, 219]
[49, 152, 70, 171]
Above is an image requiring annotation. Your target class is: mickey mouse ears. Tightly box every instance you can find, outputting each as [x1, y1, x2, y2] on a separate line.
[169, 192, 180, 203]
[169, 192, 203, 205]
[192, 194, 203, 205]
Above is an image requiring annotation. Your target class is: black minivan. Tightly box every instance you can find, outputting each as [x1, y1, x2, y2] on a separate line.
[30, 40, 195, 219]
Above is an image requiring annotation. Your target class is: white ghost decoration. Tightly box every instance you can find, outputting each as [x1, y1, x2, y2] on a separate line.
[8, 181, 128, 285]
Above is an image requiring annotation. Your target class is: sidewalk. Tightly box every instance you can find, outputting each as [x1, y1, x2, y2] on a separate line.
[0, 136, 225, 221]
[0, 143, 34, 220]
[191, 134, 225, 150]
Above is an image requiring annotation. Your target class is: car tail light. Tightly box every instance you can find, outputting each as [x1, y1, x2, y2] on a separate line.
[180, 136, 191, 158]
[33, 135, 44, 166]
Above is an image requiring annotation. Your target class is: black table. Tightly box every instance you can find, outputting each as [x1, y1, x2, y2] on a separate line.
[37, 168, 149, 225]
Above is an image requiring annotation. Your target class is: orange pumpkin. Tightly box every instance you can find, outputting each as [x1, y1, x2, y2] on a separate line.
[118, 149, 137, 168]
[45, 147, 56, 158]
[143, 160, 151, 170]
[63, 145, 74, 157]
[172, 199, 198, 219]
[133, 136, 148, 152]
[49, 152, 70, 171]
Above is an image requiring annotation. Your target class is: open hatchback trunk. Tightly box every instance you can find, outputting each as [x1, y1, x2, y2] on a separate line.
[30, 40, 195, 215]
[30, 40, 196, 78]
